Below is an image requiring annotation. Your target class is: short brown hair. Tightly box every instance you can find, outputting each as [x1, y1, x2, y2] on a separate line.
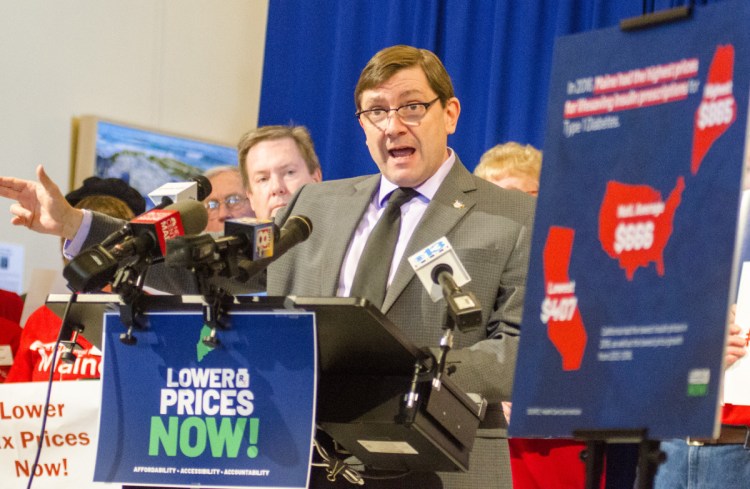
[354, 45, 455, 111]
[237, 125, 320, 192]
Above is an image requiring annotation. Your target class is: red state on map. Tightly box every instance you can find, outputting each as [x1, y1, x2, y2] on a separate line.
[691, 44, 736, 175]
[541, 226, 587, 371]
[598, 177, 685, 280]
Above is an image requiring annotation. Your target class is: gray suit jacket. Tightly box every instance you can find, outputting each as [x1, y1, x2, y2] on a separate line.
[269, 158, 535, 488]
[83, 157, 534, 489]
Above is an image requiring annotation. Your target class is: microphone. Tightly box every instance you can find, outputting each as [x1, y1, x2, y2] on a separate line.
[408, 237, 482, 332]
[165, 218, 277, 275]
[101, 175, 213, 249]
[63, 200, 208, 292]
[223, 217, 276, 261]
[147, 175, 213, 207]
[234, 215, 312, 281]
[115, 199, 208, 258]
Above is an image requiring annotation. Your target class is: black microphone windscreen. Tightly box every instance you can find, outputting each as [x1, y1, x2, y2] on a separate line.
[164, 199, 209, 235]
[431, 263, 453, 284]
[192, 175, 213, 201]
[231, 215, 312, 282]
[280, 215, 312, 245]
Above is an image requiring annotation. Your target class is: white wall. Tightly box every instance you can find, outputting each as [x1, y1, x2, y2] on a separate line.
[0, 0, 268, 293]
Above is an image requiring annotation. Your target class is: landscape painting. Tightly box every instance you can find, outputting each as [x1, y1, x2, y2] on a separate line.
[72, 116, 237, 209]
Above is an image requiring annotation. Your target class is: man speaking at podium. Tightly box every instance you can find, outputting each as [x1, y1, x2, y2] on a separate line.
[0, 45, 535, 489]
[266, 44, 535, 489]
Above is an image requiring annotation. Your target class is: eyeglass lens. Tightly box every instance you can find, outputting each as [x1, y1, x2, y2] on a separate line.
[205, 194, 247, 211]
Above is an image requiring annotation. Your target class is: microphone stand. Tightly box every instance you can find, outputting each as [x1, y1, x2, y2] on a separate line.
[196, 274, 232, 348]
[164, 233, 246, 347]
[57, 293, 84, 364]
[112, 258, 152, 345]
[185, 254, 234, 348]
[401, 267, 484, 429]
[431, 268, 484, 388]
[432, 318, 454, 391]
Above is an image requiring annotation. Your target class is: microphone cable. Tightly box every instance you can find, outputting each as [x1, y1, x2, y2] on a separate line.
[311, 437, 365, 485]
[25, 293, 77, 489]
[311, 434, 417, 484]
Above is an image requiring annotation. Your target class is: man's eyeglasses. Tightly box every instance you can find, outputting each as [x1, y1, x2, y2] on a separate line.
[355, 97, 441, 131]
[204, 194, 249, 212]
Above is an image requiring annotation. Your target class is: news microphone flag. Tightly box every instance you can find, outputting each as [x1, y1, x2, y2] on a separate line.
[147, 175, 213, 206]
[224, 217, 275, 261]
[408, 237, 471, 302]
[128, 207, 185, 257]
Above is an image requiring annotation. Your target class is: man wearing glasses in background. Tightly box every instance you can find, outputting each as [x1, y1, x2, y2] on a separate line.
[202, 165, 255, 232]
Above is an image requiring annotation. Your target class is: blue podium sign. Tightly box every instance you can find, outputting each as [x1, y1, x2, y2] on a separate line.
[94, 310, 316, 488]
[510, 1, 750, 440]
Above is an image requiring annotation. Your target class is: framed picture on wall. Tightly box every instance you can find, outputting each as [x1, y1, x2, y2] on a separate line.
[71, 115, 238, 209]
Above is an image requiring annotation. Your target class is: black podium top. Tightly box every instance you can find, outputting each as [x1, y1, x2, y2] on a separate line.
[46, 294, 425, 373]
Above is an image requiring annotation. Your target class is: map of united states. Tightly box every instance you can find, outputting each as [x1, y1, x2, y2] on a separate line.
[598, 177, 685, 280]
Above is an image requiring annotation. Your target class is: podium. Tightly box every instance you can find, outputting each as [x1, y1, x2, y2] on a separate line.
[46, 294, 486, 479]
[292, 296, 486, 473]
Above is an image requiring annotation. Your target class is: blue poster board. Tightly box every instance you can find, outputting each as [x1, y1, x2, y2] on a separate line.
[94, 310, 316, 488]
[510, 1, 749, 440]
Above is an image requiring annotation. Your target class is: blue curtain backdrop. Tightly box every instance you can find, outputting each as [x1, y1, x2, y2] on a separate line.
[258, 0, 722, 181]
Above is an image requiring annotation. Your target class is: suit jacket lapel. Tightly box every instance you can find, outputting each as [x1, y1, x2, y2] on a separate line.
[320, 175, 380, 295]
[382, 159, 477, 313]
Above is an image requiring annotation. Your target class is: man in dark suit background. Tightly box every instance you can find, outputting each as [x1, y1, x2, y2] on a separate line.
[0, 45, 535, 489]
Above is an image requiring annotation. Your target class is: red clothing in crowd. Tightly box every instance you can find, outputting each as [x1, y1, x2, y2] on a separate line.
[0, 316, 22, 382]
[721, 403, 750, 425]
[509, 438, 606, 489]
[0, 289, 24, 382]
[0, 288, 23, 324]
[5, 305, 102, 382]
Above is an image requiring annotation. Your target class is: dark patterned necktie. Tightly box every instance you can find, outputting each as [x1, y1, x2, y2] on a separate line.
[350, 187, 418, 308]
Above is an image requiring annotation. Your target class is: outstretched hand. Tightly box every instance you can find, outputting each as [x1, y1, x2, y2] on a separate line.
[0, 165, 83, 239]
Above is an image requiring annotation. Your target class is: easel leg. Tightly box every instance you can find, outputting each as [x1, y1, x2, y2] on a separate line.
[575, 429, 654, 489]
[636, 439, 665, 489]
[581, 439, 606, 489]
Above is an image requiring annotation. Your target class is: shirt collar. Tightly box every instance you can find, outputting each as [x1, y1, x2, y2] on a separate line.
[376, 148, 456, 207]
